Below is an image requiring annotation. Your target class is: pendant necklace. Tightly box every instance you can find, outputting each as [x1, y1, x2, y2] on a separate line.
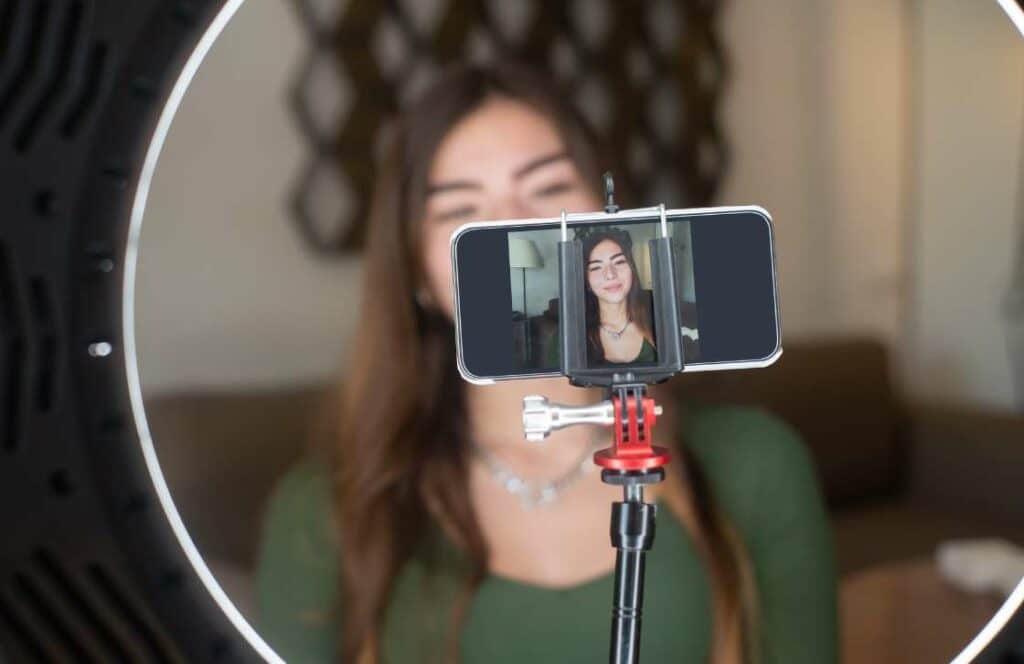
[472, 430, 605, 511]
[601, 319, 631, 340]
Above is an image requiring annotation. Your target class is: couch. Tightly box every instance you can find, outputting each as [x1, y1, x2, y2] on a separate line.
[146, 338, 1024, 635]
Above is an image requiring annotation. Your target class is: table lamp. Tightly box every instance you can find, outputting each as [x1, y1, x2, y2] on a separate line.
[509, 237, 544, 359]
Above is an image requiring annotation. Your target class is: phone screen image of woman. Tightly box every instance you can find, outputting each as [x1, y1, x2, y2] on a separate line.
[506, 220, 700, 372]
[580, 226, 659, 367]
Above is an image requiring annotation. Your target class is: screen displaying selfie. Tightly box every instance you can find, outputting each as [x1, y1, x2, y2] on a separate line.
[454, 208, 780, 381]
[506, 221, 700, 371]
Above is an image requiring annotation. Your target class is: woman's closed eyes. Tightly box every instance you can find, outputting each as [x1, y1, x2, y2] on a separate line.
[430, 179, 579, 223]
[531, 180, 575, 198]
[588, 255, 628, 273]
[434, 204, 479, 222]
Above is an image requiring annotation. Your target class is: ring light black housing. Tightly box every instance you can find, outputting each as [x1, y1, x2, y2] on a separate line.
[0, 0, 272, 661]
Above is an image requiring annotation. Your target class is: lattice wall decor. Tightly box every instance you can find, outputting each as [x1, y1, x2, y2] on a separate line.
[288, 0, 729, 253]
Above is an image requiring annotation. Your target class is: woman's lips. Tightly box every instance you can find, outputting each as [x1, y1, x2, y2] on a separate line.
[603, 282, 623, 293]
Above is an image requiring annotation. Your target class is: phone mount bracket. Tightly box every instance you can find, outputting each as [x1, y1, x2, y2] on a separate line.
[604, 170, 620, 214]
[557, 199, 684, 389]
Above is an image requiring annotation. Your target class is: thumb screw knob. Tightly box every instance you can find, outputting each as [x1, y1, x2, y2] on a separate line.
[522, 395, 553, 441]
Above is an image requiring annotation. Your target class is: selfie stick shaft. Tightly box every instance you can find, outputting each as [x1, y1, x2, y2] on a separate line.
[610, 484, 657, 664]
[523, 392, 669, 664]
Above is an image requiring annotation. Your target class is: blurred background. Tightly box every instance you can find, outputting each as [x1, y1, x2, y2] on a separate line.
[134, 1, 1024, 661]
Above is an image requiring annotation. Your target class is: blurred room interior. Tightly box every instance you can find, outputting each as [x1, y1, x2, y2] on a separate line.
[133, 1, 1024, 662]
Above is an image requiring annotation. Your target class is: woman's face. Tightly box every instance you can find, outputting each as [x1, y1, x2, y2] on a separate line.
[419, 96, 600, 318]
[586, 238, 633, 305]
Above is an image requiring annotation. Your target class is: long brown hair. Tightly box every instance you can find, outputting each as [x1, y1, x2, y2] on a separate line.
[330, 62, 758, 663]
[580, 227, 656, 363]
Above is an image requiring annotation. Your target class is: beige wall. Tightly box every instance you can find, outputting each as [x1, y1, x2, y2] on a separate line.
[724, 0, 1024, 410]
[906, 0, 1024, 409]
[139, 0, 913, 394]
[135, 0, 1023, 410]
[135, 0, 362, 396]
[720, 0, 910, 345]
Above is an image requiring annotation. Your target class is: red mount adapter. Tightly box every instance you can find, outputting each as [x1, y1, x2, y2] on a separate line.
[593, 388, 672, 471]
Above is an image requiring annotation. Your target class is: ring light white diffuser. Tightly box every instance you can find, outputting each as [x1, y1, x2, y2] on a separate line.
[120, 1, 1024, 662]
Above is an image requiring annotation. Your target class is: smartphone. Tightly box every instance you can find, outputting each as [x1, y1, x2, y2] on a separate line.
[451, 205, 781, 384]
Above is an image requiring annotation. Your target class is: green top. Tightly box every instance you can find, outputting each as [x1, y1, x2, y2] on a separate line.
[543, 336, 657, 367]
[255, 405, 837, 663]
[612, 337, 657, 364]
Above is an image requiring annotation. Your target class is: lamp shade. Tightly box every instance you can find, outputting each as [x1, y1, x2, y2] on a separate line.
[509, 237, 544, 269]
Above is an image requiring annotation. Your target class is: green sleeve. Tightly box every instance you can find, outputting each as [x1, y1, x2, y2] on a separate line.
[255, 460, 340, 663]
[685, 406, 839, 664]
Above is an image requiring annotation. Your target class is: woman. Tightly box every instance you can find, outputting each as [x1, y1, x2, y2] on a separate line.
[256, 62, 837, 663]
[581, 228, 656, 365]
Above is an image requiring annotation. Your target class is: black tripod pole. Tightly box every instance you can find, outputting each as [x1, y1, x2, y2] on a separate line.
[604, 469, 662, 664]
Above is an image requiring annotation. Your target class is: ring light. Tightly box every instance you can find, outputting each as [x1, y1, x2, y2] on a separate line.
[0, 0, 274, 660]
[123, 1, 280, 661]
[0, 0, 1020, 662]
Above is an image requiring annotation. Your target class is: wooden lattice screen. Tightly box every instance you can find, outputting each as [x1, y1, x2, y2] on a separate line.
[288, 0, 728, 253]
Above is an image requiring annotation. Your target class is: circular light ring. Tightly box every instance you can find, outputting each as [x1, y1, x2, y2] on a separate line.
[952, 577, 1024, 663]
[2, 0, 1016, 661]
[119, 1, 1024, 661]
[997, 0, 1024, 38]
[8, 0, 280, 661]
[122, 0, 282, 661]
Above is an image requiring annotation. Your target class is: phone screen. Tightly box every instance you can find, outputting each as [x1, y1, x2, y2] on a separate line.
[453, 207, 780, 382]
[507, 221, 692, 371]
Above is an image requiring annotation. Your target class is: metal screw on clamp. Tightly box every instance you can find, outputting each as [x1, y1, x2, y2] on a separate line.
[521, 395, 663, 441]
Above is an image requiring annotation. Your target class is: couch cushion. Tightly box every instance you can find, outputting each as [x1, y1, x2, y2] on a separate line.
[145, 384, 328, 569]
[832, 501, 1024, 575]
[908, 405, 1024, 524]
[673, 337, 906, 507]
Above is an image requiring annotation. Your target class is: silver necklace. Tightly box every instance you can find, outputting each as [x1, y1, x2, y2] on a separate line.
[472, 432, 604, 511]
[601, 319, 631, 339]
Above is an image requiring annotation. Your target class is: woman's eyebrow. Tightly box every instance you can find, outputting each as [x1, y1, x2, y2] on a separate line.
[588, 252, 625, 266]
[514, 151, 570, 179]
[426, 179, 482, 195]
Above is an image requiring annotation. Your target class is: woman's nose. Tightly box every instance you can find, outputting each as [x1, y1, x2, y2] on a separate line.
[603, 263, 617, 280]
